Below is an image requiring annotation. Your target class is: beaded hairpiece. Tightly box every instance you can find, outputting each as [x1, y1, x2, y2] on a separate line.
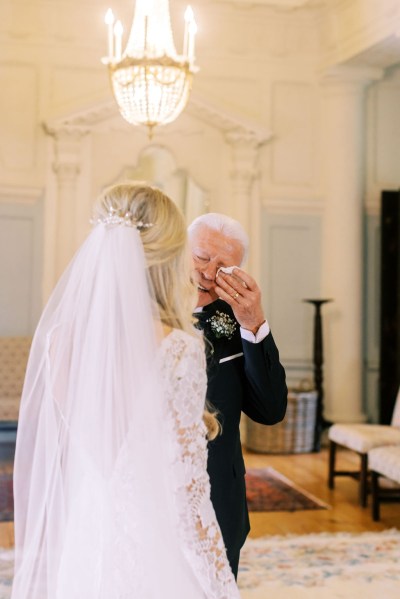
[91, 207, 154, 231]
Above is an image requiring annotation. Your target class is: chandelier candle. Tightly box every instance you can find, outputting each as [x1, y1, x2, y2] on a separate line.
[104, 8, 115, 60]
[114, 20, 123, 62]
[183, 6, 195, 59]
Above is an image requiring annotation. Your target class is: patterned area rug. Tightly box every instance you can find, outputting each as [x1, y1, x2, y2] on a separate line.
[1, 530, 399, 597]
[245, 467, 329, 512]
[239, 529, 400, 598]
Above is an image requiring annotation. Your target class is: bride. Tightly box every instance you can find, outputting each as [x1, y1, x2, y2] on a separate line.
[11, 183, 240, 598]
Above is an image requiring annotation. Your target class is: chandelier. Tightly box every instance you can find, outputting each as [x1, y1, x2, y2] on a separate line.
[103, 1, 197, 137]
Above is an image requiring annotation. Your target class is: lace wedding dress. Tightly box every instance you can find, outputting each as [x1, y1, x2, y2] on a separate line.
[157, 329, 240, 598]
[53, 330, 240, 599]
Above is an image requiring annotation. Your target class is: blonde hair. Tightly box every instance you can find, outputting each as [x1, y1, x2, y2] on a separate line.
[94, 182, 220, 439]
[94, 182, 196, 334]
[203, 402, 221, 441]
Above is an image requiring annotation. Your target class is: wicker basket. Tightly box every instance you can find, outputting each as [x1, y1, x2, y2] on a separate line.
[245, 389, 318, 454]
[0, 337, 32, 421]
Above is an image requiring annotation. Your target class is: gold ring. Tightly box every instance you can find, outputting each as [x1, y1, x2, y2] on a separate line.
[233, 292, 239, 299]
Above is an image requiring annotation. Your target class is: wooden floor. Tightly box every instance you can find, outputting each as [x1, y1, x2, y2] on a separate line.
[245, 446, 400, 537]
[1, 447, 399, 549]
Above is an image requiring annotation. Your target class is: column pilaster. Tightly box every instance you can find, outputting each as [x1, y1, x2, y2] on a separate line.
[49, 126, 88, 278]
[320, 65, 382, 423]
[225, 131, 265, 278]
[225, 131, 259, 233]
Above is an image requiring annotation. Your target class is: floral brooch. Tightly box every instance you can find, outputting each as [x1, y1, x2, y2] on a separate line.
[206, 311, 237, 340]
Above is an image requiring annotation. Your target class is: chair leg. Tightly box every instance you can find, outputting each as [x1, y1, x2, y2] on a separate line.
[371, 470, 380, 521]
[328, 440, 336, 489]
[359, 453, 368, 507]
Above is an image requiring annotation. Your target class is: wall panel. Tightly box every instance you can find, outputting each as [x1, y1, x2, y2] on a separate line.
[0, 194, 43, 335]
[271, 82, 315, 187]
[261, 210, 321, 387]
[0, 64, 38, 170]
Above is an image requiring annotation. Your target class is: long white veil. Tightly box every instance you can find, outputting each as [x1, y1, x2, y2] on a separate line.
[11, 222, 188, 598]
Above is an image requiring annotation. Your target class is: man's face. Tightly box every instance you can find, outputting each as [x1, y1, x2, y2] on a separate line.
[190, 225, 244, 307]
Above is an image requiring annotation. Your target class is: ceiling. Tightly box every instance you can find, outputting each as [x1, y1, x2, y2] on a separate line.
[216, 0, 327, 10]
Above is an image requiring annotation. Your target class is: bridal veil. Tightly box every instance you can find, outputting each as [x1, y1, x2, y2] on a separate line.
[11, 219, 193, 598]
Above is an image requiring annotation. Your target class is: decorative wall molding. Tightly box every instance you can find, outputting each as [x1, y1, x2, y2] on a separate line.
[321, 0, 400, 71]
[0, 185, 42, 205]
[43, 103, 115, 137]
[50, 128, 85, 174]
[188, 95, 272, 145]
[345, 34, 400, 70]
[42, 92, 272, 278]
[320, 64, 384, 87]
[43, 92, 272, 145]
[262, 196, 324, 214]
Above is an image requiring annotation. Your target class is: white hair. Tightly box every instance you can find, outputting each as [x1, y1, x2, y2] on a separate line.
[188, 212, 249, 265]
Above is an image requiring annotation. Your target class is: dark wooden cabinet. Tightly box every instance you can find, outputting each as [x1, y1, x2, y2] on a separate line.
[379, 190, 400, 424]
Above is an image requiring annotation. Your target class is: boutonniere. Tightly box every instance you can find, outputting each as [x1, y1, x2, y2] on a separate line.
[206, 310, 237, 340]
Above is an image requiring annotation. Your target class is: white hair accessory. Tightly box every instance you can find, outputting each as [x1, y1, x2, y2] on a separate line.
[91, 207, 153, 230]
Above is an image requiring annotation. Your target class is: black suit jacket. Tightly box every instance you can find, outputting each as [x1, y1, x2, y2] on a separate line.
[197, 299, 287, 559]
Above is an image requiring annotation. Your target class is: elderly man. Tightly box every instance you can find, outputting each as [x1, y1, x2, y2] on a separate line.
[189, 213, 288, 578]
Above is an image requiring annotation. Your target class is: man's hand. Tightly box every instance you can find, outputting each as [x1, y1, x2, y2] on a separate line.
[215, 268, 265, 335]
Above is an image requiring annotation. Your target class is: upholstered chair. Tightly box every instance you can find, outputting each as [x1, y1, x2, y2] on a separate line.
[369, 445, 400, 521]
[327, 387, 400, 506]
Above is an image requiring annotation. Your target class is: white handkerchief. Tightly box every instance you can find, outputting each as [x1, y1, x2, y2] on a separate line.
[217, 265, 239, 276]
[217, 265, 248, 288]
[219, 352, 244, 364]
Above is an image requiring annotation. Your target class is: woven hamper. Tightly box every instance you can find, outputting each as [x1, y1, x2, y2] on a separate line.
[245, 390, 317, 454]
[0, 337, 32, 421]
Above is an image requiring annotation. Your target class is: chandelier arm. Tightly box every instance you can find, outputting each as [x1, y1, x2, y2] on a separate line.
[110, 56, 192, 72]
[145, 65, 151, 130]
[115, 66, 186, 90]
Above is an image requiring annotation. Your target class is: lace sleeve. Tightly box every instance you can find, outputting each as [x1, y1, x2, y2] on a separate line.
[163, 332, 241, 599]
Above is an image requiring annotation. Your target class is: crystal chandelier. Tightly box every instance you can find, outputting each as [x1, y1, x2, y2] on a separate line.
[103, 1, 197, 138]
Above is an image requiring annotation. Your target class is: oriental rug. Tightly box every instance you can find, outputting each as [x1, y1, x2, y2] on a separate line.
[0, 530, 399, 598]
[245, 467, 329, 512]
